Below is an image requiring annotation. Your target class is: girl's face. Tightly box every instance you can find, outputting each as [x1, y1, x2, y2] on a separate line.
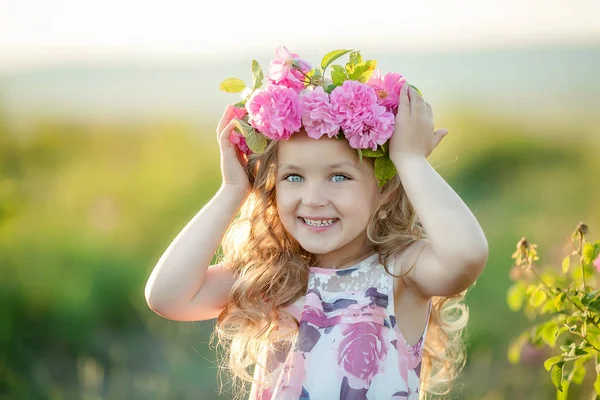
[275, 131, 380, 268]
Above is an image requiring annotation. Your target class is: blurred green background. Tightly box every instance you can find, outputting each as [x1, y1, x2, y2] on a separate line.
[1, 41, 600, 399]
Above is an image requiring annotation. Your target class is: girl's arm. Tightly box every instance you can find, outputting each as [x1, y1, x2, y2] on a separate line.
[145, 104, 252, 321]
[144, 185, 248, 321]
[390, 84, 488, 298]
[394, 155, 488, 298]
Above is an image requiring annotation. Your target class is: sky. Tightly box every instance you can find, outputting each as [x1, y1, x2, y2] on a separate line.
[1, 0, 600, 71]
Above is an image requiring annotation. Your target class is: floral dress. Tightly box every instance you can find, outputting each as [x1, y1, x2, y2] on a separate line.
[248, 253, 431, 400]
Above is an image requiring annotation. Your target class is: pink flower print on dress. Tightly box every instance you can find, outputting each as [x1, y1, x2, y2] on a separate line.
[393, 336, 423, 392]
[335, 322, 388, 389]
[276, 351, 308, 400]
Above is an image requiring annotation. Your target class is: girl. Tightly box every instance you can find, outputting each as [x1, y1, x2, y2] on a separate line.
[145, 47, 488, 400]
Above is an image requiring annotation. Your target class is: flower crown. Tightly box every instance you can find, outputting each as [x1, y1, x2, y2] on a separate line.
[220, 46, 419, 187]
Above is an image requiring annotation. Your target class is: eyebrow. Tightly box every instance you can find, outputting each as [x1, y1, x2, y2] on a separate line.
[278, 162, 362, 172]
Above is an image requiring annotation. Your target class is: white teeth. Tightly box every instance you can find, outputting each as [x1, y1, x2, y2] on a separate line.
[302, 218, 337, 226]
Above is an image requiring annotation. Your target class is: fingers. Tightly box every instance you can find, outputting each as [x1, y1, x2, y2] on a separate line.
[399, 83, 410, 117]
[219, 120, 237, 149]
[217, 104, 235, 138]
[432, 128, 449, 148]
[409, 85, 423, 116]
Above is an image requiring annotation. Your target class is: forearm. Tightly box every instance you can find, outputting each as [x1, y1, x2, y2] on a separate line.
[394, 154, 488, 268]
[144, 184, 249, 309]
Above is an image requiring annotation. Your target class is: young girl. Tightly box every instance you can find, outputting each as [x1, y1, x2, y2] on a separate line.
[145, 47, 488, 400]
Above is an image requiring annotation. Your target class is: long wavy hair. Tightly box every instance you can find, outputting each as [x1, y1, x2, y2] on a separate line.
[210, 136, 470, 399]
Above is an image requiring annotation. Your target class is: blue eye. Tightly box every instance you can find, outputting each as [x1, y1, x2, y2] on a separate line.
[332, 174, 349, 182]
[285, 174, 302, 183]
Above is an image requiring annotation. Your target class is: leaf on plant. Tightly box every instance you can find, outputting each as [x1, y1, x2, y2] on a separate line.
[361, 148, 385, 157]
[251, 60, 264, 90]
[554, 292, 566, 312]
[220, 78, 247, 93]
[321, 49, 353, 72]
[562, 256, 570, 273]
[550, 362, 564, 392]
[331, 65, 348, 86]
[374, 156, 397, 188]
[582, 242, 595, 265]
[529, 288, 547, 308]
[544, 355, 563, 372]
[507, 281, 526, 312]
[244, 129, 267, 154]
[594, 370, 600, 395]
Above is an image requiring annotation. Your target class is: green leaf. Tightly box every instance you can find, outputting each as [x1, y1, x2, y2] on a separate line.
[539, 320, 559, 348]
[374, 156, 397, 188]
[562, 255, 571, 273]
[588, 299, 600, 313]
[554, 292, 566, 311]
[583, 242, 594, 265]
[244, 129, 267, 154]
[544, 355, 563, 372]
[251, 60, 264, 90]
[321, 49, 353, 72]
[594, 370, 600, 395]
[324, 84, 337, 94]
[361, 148, 385, 157]
[348, 60, 377, 82]
[357, 149, 363, 162]
[571, 356, 589, 384]
[529, 288, 547, 308]
[331, 65, 348, 86]
[550, 362, 564, 392]
[507, 281, 526, 312]
[348, 51, 363, 66]
[220, 77, 247, 93]
[582, 290, 600, 306]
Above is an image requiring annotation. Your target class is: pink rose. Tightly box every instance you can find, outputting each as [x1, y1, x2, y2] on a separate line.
[245, 84, 302, 140]
[229, 130, 251, 156]
[366, 69, 406, 114]
[330, 80, 395, 151]
[268, 46, 312, 94]
[299, 86, 340, 139]
[335, 322, 387, 389]
[594, 253, 600, 273]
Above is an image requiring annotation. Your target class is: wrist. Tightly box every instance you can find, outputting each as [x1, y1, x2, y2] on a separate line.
[219, 183, 251, 200]
[391, 153, 428, 174]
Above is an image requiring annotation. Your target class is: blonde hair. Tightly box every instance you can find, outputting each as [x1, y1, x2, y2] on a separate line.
[210, 137, 469, 399]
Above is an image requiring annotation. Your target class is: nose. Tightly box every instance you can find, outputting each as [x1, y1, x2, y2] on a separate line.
[301, 181, 328, 207]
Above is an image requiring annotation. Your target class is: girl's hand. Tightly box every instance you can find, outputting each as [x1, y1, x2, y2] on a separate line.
[388, 84, 448, 162]
[216, 104, 251, 193]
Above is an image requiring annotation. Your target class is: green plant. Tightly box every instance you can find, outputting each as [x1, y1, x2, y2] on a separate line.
[507, 223, 600, 399]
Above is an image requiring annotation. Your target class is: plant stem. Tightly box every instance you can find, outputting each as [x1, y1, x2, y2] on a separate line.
[530, 267, 600, 331]
[579, 234, 587, 293]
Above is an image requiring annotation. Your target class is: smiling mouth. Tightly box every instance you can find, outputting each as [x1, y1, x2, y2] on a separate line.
[298, 217, 339, 227]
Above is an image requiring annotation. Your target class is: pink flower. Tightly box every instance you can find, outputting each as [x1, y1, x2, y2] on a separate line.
[330, 80, 395, 151]
[299, 86, 340, 139]
[232, 107, 247, 119]
[245, 84, 302, 140]
[268, 46, 312, 94]
[366, 69, 406, 114]
[594, 254, 600, 273]
[335, 322, 387, 389]
[229, 130, 251, 156]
